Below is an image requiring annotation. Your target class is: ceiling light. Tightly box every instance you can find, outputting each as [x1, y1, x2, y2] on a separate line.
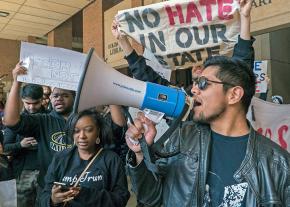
[0, 11, 9, 17]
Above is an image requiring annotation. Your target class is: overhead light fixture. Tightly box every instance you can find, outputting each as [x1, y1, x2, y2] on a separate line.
[0, 11, 9, 17]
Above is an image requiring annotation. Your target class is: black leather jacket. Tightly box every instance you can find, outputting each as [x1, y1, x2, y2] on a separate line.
[127, 122, 290, 206]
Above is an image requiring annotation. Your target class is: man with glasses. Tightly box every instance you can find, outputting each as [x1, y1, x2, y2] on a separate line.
[4, 62, 75, 204]
[125, 55, 290, 206]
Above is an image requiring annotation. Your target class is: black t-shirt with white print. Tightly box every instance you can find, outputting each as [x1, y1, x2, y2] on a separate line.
[40, 146, 130, 207]
[206, 131, 248, 207]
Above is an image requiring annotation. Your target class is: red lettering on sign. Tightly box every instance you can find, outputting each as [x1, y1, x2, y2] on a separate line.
[186, 2, 203, 23]
[278, 125, 288, 149]
[218, 0, 233, 20]
[199, 0, 216, 21]
[257, 126, 289, 150]
[165, 4, 184, 25]
[257, 128, 263, 135]
[166, 0, 235, 25]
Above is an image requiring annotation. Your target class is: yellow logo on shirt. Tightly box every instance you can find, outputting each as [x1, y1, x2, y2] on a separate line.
[50, 132, 72, 152]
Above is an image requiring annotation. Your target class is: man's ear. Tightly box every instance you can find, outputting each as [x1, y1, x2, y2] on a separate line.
[227, 86, 244, 105]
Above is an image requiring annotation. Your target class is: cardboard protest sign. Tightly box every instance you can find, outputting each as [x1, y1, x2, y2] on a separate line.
[117, 0, 240, 70]
[18, 42, 86, 91]
[253, 60, 268, 93]
[248, 97, 290, 152]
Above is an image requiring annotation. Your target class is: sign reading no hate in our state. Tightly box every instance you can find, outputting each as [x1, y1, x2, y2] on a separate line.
[117, 0, 240, 69]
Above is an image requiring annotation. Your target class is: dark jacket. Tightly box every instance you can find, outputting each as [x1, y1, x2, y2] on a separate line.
[6, 110, 73, 187]
[0, 154, 13, 181]
[3, 127, 39, 178]
[0, 131, 13, 181]
[102, 111, 128, 163]
[3, 109, 46, 177]
[125, 36, 255, 86]
[40, 146, 130, 207]
[127, 122, 290, 207]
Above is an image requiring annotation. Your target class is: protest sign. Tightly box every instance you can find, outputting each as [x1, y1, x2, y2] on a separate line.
[253, 60, 268, 93]
[18, 42, 86, 91]
[143, 48, 172, 81]
[248, 97, 290, 152]
[117, 0, 240, 69]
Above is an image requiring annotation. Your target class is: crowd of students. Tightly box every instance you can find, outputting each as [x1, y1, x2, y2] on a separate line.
[0, 80, 129, 206]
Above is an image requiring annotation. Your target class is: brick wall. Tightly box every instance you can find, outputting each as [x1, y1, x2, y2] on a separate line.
[83, 0, 103, 57]
[0, 38, 20, 81]
[47, 19, 72, 49]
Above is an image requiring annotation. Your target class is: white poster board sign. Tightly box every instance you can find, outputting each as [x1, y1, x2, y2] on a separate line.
[18, 42, 86, 91]
[253, 60, 268, 93]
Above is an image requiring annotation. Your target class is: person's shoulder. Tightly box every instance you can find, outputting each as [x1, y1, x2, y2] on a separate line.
[255, 132, 290, 166]
[164, 121, 207, 149]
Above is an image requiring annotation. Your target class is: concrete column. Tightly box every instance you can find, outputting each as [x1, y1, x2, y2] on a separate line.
[254, 27, 290, 103]
[269, 28, 290, 103]
[0, 38, 20, 100]
[0, 39, 20, 81]
[83, 1, 103, 57]
[47, 19, 72, 49]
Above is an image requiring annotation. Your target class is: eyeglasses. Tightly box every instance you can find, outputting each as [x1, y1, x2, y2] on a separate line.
[192, 76, 235, 90]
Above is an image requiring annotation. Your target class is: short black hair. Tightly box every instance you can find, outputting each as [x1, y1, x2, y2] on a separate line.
[203, 56, 256, 113]
[66, 109, 113, 146]
[21, 84, 43, 100]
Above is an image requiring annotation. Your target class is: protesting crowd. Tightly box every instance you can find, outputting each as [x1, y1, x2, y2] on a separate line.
[0, 0, 289, 207]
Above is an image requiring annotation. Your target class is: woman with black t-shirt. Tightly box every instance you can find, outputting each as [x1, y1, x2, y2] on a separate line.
[40, 109, 130, 207]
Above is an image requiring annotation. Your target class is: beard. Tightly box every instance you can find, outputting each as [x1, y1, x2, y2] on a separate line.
[193, 105, 226, 124]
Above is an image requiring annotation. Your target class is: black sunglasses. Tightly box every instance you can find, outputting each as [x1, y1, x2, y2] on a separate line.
[193, 76, 235, 90]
